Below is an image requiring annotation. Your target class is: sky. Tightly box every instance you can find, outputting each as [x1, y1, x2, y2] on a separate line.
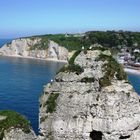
[0, 0, 140, 38]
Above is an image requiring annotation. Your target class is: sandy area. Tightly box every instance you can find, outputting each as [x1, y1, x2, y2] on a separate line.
[0, 55, 68, 63]
[124, 68, 140, 75]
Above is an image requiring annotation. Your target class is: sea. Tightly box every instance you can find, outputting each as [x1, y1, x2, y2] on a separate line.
[127, 73, 140, 95]
[0, 39, 139, 134]
[0, 39, 64, 134]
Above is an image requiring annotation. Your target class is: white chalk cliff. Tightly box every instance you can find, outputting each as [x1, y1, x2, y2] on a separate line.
[0, 38, 68, 61]
[39, 50, 140, 140]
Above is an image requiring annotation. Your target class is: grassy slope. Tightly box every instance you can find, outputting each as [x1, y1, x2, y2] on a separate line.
[0, 110, 31, 139]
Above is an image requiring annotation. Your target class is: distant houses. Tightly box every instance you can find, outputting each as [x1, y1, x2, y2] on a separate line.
[117, 47, 140, 67]
[65, 33, 85, 38]
[134, 49, 140, 53]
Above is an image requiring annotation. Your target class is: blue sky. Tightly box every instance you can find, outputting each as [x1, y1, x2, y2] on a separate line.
[0, 0, 140, 38]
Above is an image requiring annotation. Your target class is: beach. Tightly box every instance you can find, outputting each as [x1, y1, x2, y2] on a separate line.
[0, 54, 68, 63]
[124, 67, 140, 75]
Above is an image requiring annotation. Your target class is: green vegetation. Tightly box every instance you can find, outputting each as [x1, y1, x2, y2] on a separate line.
[20, 30, 140, 52]
[96, 95, 100, 101]
[30, 31, 140, 52]
[73, 115, 78, 119]
[126, 92, 130, 98]
[81, 77, 95, 83]
[40, 116, 48, 123]
[59, 64, 84, 75]
[68, 95, 73, 99]
[30, 39, 48, 50]
[98, 54, 127, 87]
[0, 110, 31, 139]
[124, 80, 131, 84]
[86, 31, 140, 49]
[69, 50, 81, 64]
[46, 93, 59, 113]
[43, 34, 88, 51]
[58, 50, 84, 74]
[31, 34, 86, 51]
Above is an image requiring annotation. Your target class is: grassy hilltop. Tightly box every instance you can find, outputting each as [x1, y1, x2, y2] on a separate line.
[28, 31, 140, 52]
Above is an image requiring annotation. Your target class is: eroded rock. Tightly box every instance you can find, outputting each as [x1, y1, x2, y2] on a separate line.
[39, 50, 140, 140]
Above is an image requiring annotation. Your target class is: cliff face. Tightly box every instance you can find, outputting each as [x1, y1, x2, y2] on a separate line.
[0, 38, 68, 61]
[39, 50, 140, 140]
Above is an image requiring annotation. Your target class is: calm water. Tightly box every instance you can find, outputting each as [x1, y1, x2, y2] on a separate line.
[127, 73, 140, 95]
[0, 56, 64, 134]
[0, 39, 11, 47]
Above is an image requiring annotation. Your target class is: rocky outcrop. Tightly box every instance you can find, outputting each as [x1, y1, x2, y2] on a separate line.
[0, 38, 68, 61]
[39, 50, 140, 140]
[0, 110, 37, 140]
[3, 128, 36, 140]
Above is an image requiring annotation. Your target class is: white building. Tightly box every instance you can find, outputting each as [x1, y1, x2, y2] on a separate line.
[134, 49, 140, 53]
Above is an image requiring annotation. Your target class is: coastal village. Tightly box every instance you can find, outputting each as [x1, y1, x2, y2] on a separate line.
[117, 46, 140, 70]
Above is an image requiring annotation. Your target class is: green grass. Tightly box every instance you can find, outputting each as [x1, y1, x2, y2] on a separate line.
[58, 50, 84, 75]
[40, 116, 48, 123]
[126, 92, 130, 98]
[46, 35, 84, 51]
[98, 54, 127, 87]
[0, 110, 31, 139]
[81, 77, 95, 83]
[59, 64, 84, 75]
[69, 50, 81, 64]
[30, 34, 87, 51]
[46, 93, 59, 113]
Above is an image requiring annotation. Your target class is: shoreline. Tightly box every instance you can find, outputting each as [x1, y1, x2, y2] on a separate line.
[0, 55, 68, 63]
[124, 67, 140, 75]
[2, 55, 140, 75]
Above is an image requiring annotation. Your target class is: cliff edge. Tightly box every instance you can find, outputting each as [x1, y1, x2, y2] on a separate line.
[0, 38, 68, 61]
[39, 49, 140, 140]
